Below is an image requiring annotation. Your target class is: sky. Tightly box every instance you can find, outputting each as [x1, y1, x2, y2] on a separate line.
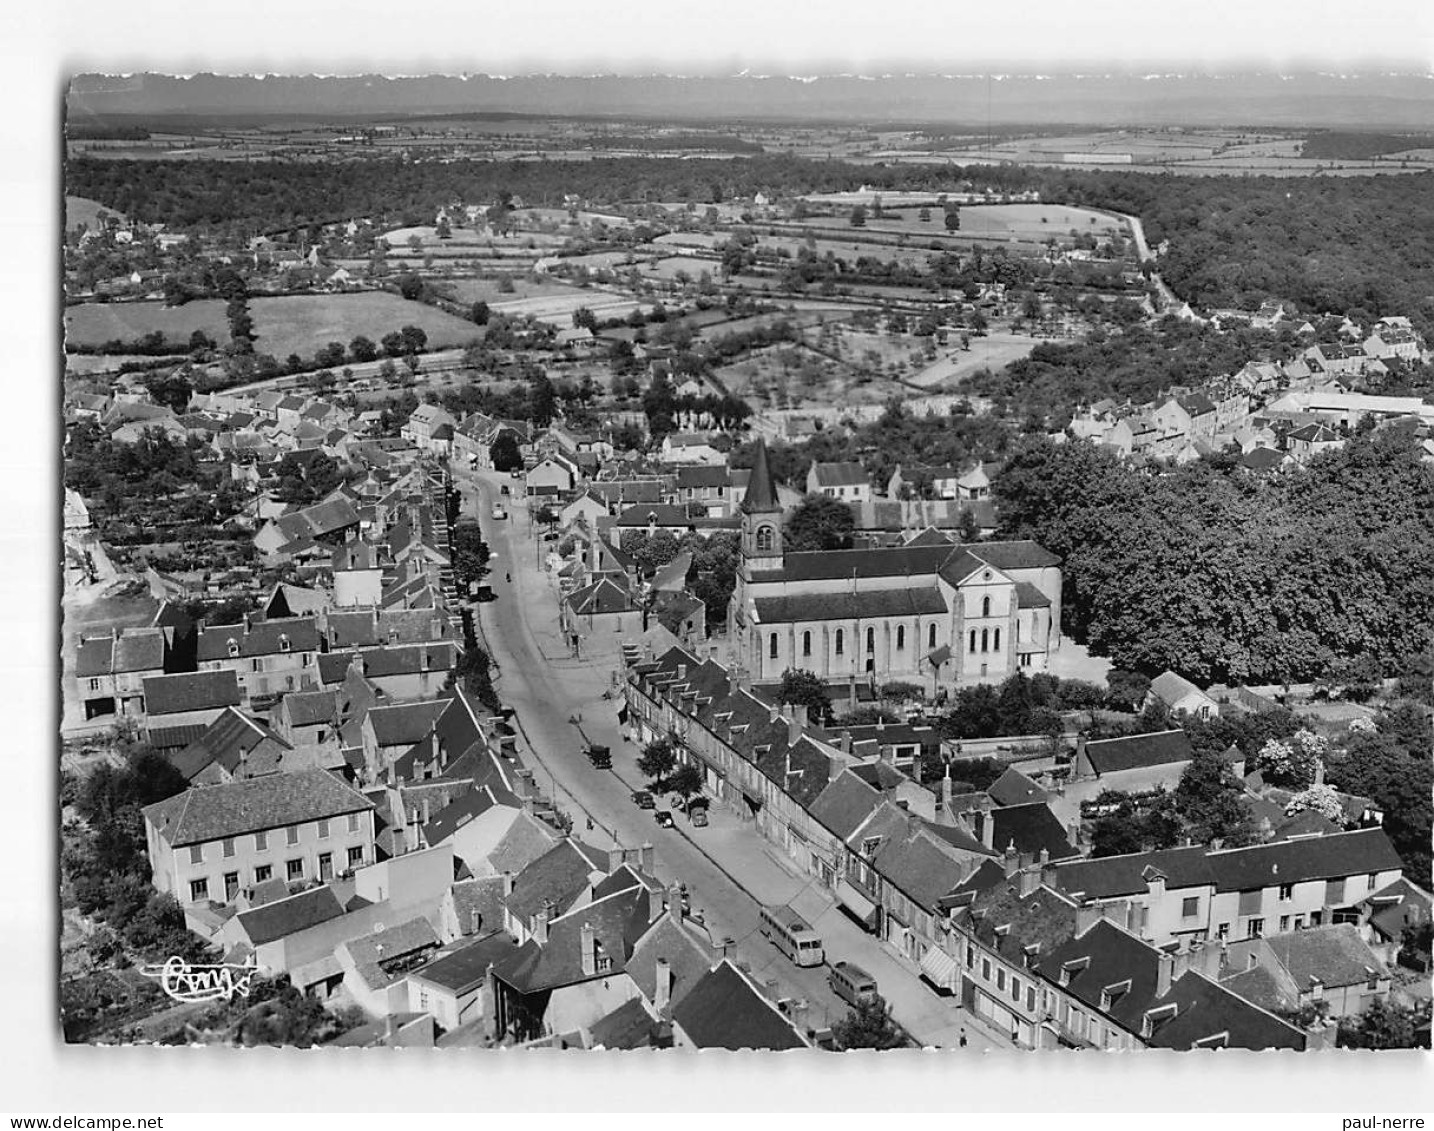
[42, 0, 1434, 75]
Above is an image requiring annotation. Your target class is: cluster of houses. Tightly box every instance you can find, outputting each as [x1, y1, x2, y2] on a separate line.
[1069, 315, 1433, 469]
[625, 643, 1426, 1051]
[140, 687, 812, 1050]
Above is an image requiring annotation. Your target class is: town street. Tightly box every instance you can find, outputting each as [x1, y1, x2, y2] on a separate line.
[454, 466, 1013, 1050]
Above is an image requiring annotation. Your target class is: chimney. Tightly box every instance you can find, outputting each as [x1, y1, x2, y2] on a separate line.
[979, 810, 996, 851]
[1041, 857, 1058, 890]
[608, 845, 627, 874]
[1313, 759, 1325, 787]
[1003, 842, 1019, 878]
[940, 765, 952, 815]
[1156, 950, 1175, 999]
[1075, 901, 1102, 936]
[654, 957, 672, 1019]
[1018, 865, 1040, 898]
[639, 843, 656, 875]
[532, 900, 553, 946]
[677, 663, 687, 682]
[579, 923, 597, 977]
[787, 703, 806, 745]
[840, 729, 853, 755]
[667, 884, 684, 926]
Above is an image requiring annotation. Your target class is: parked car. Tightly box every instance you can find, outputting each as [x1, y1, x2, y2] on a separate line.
[491, 504, 508, 520]
[654, 810, 675, 829]
[689, 805, 708, 827]
[584, 744, 611, 769]
[631, 789, 655, 809]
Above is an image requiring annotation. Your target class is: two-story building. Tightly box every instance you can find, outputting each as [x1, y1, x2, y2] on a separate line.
[142, 768, 377, 905]
[194, 616, 323, 705]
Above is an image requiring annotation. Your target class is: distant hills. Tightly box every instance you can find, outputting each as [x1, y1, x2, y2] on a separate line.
[66, 72, 1434, 130]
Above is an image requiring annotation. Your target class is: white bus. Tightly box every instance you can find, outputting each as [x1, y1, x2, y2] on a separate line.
[759, 905, 825, 968]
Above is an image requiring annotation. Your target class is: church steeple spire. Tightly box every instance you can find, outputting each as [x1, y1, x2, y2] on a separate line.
[740, 439, 780, 515]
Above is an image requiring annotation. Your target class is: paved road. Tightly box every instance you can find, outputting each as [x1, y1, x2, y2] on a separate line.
[1117, 210, 1181, 313]
[455, 468, 1014, 1051]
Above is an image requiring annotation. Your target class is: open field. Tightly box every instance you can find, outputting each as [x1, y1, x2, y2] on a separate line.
[906, 332, 1043, 389]
[953, 203, 1123, 241]
[382, 225, 568, 250]
[489, 290, 647, 326]
[642, 255, 718, 281]
[64, 353, 188, 375]
[66, 293, 483, 358]
[65, 300, 227, 348]
[248, 293, 482, 357]
[65, 195, 127, 232]
[437, 277, 590, 305]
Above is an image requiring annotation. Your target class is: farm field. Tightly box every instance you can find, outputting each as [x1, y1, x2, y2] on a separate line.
[65, 195, 127, 232]
[489, 290, 648, 326]
[248, 293, 483, 358]
[382, 225, 568, 250]
[64, 353, 188, 375]
[438, 277, 592, 305]
[65, 293, 485, 358]
[954, 204, 1124, 241]
[65, 300, 227, 348]
[642, 255, 718, 281]
[906, 332, 1044, 389]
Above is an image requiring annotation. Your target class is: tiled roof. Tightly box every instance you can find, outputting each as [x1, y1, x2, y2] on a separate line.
[505, 840, 608, 924]
[958, 874, 1079, 964]
[1014, 582, 1051, 610]
[142, 670, 242, 716]
[495, 886, 653, 993]
[142, 768, 374, 847]
[810, 461, 869, 487]
[753, 587, 947, 624]
[588, 997, 667, 1050]
[875, 829, 986, 912]
[196, 617, 321, 662]
[1263, 924, 1386, 992]
[628, 915, 715, 1011]
[565, 578, 635, 617]
[447, 876, 510, 938]
[1205, 828, 1402, 893]
[411, 931, 521, 993]
[423, 787, 499, 846]
[341, 918, 440, 992]
[772, 544, 954, 583]
[1038, 918, 1162, 1033]
[236, 885, 346, 946]
[671, 961, 808, 1050]
[75, 635, 114, 678]
[987, 766, 1048, 807]
[809, 772, 885, 840]
[318, 643, 458, 684]
[113, 628, 166, 673]
[1052, 846, 1214, 900]
[486, 811, 563, 878]
[170, 708, 290, 781]
[281, 689, 339, 728]
[738, 441, 780, 514]
[1148, 971, 1306, 1050]
[989, 803, 1079, 861]
[1083, 729, 1193, 775]
[366, 699, 451, 747]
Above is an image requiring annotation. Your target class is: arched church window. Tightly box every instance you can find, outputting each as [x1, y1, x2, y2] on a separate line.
[756, 525, 774, 552]
[928, 623, 937, 649]
[982, 595, 991, 618]
[866, 627, 875, 653]
[769, 633, 779, 659]
[834, 629, 844, 656]
[896, 626, 905, 650]
[802, 631, 812, 657]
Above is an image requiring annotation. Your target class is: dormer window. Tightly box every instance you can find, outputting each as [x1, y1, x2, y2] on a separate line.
[226, 638, 240, 658]
[278, 634, 291, 653]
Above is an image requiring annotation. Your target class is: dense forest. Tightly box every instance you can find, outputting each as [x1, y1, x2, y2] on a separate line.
[994, 431, 1434, 686]
[66, 155, 1434, 338]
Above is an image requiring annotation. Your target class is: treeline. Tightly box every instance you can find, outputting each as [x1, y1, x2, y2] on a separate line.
[994, 432, 1434, 685]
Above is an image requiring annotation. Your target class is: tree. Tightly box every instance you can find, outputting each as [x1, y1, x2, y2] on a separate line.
[1283, 784, 1347, 826]
[450, 520, 491, 591]
[849, 205, 867, 228]
[314, 341, 346, 369]
[1255, 731, 1327, 790]
[142, 369, 192, 413]
[944, 209, 960, 232]
[778, 668, 831, 725]
[471, 300, 491, 325]
[529, 373, 557, 428]
[1105, 670, 1151, 710]
[1338, 999, 1430, 1050]
[489, 432, 524, 472]
[832, 994, 903, 1050]
[533, 504, 558, 530]
[638, 737, 678, 786]
[1172, 749, 1256, 847]
[784, 493, 855, 552]
[668, 763, 704, 808]
[349, 335, 378, 363]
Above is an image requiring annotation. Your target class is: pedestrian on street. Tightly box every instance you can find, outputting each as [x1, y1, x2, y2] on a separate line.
[958, 1029, 967, 1048]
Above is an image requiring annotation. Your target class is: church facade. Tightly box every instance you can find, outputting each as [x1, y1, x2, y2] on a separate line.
[727, 442, 1063, 692]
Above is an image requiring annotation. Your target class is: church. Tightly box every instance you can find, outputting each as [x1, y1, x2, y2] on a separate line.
[726, 442, 1063, 693]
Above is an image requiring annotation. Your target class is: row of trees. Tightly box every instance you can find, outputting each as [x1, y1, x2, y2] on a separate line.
[994, 432, 1434, 686]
